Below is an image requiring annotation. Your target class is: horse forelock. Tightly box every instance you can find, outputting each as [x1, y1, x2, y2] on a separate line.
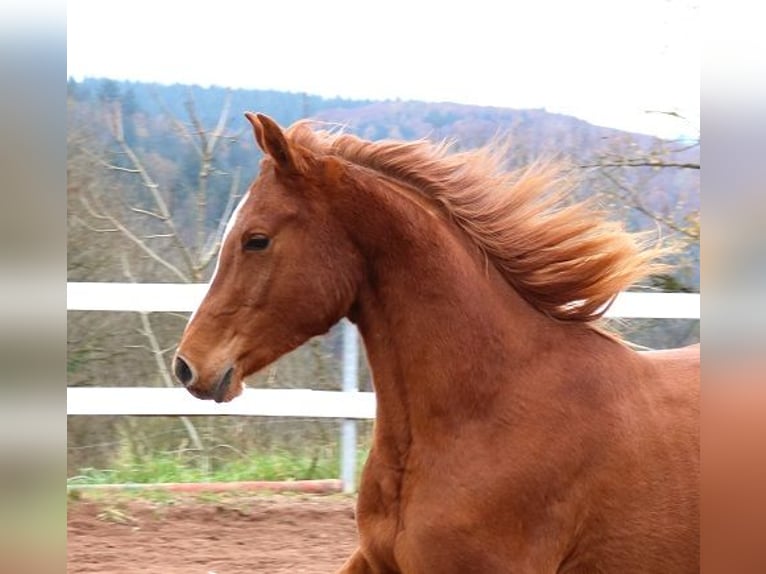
[283, 121, 666, 323]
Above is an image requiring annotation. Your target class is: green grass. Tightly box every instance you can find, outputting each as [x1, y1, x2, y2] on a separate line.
[67, 448, 370, 486]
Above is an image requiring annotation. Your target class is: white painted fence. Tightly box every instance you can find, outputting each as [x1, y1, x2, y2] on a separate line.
[66, 282, 701, 318]
[67, 387, 376, 418]
[67, 283, 700, 492]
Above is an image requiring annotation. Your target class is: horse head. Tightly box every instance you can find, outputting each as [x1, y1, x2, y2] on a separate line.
[173, 113, 362, 402]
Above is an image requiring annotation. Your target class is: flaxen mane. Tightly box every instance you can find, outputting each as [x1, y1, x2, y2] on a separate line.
[286, 121, 665, 322]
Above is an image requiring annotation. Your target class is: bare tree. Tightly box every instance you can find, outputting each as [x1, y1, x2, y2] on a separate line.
[581, 129, 699, 264]
[70, 89, 244, 468]
[79, 93, 242, 282]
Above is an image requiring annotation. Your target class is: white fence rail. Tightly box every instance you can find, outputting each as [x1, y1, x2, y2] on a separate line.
[67, 387, 376, 418]
[67, 282, 701, 318]
[67, 283, 700, 492]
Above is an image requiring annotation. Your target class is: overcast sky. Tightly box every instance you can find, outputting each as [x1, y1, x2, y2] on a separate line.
[67, 0, 699, 139]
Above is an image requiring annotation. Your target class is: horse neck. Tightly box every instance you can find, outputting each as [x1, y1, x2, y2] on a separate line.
[336, 169, 570, 447]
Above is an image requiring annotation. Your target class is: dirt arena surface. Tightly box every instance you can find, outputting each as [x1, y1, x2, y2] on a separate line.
[67, 493, 359, 573]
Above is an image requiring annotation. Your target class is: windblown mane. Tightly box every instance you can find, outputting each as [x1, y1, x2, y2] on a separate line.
[285, 121, 664, 322]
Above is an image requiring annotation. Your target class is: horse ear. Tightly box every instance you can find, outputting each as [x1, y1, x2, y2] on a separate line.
[244, 112, 266, 151]
[244, 112, 298, 174]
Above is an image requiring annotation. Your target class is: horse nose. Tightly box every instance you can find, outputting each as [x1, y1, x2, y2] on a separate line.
[173, 355, 196, 387]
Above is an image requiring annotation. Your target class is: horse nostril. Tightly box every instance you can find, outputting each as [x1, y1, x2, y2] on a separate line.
[214, 367, 235, 404]
[174, 356, 195, 387]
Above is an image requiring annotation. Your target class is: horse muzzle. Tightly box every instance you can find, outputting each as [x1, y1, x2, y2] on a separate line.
[173, 355, 238, 403]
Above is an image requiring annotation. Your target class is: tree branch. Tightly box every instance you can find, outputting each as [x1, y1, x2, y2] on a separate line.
[600, 170, 700, 240]
[580, 159, 699, 170]
[129, 206, 167, 220]
[151, 89, 203, 156]
[79, 192, 190, 282]
[107, 102, 199, 278]
[120, 255, 207, 467]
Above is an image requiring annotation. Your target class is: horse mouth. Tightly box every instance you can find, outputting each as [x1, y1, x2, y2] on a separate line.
[213, 367, 235, 403]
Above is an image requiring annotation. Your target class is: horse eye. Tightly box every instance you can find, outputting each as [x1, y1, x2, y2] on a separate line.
[243, 234, 271, 251]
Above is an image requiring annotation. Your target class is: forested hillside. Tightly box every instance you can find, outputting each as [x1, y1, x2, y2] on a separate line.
[67, 77, 699, 478]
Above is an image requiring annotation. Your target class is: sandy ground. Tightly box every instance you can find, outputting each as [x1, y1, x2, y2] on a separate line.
[67, 493, 359, 573]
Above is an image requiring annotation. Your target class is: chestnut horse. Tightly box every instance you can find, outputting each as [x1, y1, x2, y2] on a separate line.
[174, 113, 699, 573]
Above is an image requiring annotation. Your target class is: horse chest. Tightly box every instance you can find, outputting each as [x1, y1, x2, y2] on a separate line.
[355, 459, 531, 572]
